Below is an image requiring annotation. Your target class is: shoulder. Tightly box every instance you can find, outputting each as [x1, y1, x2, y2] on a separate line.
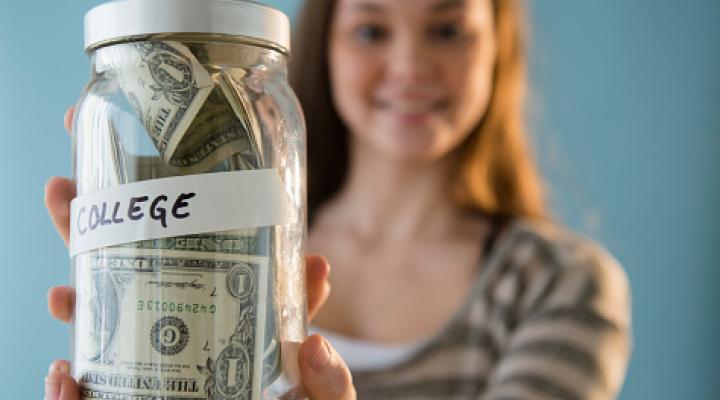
[502, 219, 623, 270]
[462, 220, 633, 398]
[487, 218, 631, 327]
[498, 219, 628, 291]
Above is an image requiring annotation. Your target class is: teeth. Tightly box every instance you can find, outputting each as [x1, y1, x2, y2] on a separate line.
[388, 101, 435, 113]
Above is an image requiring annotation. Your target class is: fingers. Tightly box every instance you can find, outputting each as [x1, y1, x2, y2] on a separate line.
[305, 254, 331, 322]
[44, 110, 79, 400]
[299, 334, 356, 400]
[44, 176, 75, 246]
[44, 338, 358, 400]
[45, 108, 75, 246]
[302, 258, 348, 399]
[48, 286, 75, 323]
[64, 107, 74, 135]
[45, 360, 80, 400]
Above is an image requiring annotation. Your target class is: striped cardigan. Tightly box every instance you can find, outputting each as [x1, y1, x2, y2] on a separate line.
[350, 220, 631, 400]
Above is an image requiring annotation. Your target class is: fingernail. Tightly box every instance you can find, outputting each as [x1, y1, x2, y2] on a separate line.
[308, 339, 331, 371]
[44, 375, 61, 400]
[48, 361, 70, 374]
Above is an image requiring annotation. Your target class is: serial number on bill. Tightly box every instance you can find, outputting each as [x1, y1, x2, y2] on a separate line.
[137, 300, 216, 314]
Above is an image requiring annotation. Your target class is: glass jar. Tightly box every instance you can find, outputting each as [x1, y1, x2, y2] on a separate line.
[69, 1, 306, 399]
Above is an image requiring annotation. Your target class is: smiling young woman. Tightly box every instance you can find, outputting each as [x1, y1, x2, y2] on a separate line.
[291, 0, 631, 399]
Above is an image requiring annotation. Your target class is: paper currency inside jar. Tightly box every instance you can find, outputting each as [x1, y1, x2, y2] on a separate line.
[72, 36, 305, 400]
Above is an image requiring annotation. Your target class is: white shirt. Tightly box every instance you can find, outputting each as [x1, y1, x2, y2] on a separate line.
[310, 325, 430, 371]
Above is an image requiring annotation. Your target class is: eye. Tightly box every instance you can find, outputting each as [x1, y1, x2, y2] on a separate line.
[354, 24, 389, 44]
[429, 22, 464, 41]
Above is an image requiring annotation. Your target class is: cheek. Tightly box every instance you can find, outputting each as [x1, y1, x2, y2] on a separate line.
[443, 48, 495, 138]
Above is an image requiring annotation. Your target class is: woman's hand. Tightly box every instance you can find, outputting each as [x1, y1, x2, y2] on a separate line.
[44, 108, 355, 400]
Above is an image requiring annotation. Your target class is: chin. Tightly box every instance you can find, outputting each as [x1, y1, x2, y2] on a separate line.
[373, 129, 451, 164]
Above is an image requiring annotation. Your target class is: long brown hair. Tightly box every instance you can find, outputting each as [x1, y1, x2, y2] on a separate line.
[290, 0, 547, 225]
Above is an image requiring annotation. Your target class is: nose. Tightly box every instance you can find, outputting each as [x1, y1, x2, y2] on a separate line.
[386, 34, 435, 85]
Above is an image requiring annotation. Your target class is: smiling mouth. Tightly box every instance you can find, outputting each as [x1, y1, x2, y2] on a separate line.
[375, 98, 448, 117]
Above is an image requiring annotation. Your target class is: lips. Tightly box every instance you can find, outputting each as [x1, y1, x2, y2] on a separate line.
[375, 98, 447, 116]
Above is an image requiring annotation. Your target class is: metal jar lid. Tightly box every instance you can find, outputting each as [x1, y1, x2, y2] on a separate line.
[84, 0, 291, 52]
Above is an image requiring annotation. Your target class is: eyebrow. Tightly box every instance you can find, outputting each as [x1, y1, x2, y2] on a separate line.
[346, 0, 465, 13]
[431, 0, 465, 12]
[348, 1, 386, 13]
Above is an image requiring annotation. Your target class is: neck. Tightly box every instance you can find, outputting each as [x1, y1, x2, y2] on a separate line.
[321, 138, 468, 241]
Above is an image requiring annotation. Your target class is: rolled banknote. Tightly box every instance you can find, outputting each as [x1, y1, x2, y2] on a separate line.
[169, 84, 263, 173]
[95, 41, 214, 163]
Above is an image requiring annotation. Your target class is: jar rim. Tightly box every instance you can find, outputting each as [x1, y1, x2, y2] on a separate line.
[86, 33, 290, 57]
[84, 0, 291, 53]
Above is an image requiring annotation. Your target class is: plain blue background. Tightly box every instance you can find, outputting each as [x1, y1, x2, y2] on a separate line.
[1, 1, 718, 398]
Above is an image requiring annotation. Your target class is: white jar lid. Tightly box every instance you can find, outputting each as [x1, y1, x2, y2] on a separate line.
[84, 0, 291, 52]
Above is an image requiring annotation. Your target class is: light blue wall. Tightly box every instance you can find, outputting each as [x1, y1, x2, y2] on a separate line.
[528, 2, 720, 398]
[0, 1, 717, 398]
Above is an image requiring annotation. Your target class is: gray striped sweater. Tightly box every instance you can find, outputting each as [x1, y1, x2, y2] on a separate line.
[351, 219, 632, 400]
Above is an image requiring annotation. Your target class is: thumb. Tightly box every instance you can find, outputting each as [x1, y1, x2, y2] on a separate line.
[298, 334, 356, 400]
[45, 360, 80, 400]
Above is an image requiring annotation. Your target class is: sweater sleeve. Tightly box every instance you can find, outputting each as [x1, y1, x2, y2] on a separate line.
[480, 235, 632, 400]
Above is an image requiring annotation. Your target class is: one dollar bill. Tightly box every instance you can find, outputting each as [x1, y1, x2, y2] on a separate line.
[75, 243, 280, 399]
[95, 41, 214, 163]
